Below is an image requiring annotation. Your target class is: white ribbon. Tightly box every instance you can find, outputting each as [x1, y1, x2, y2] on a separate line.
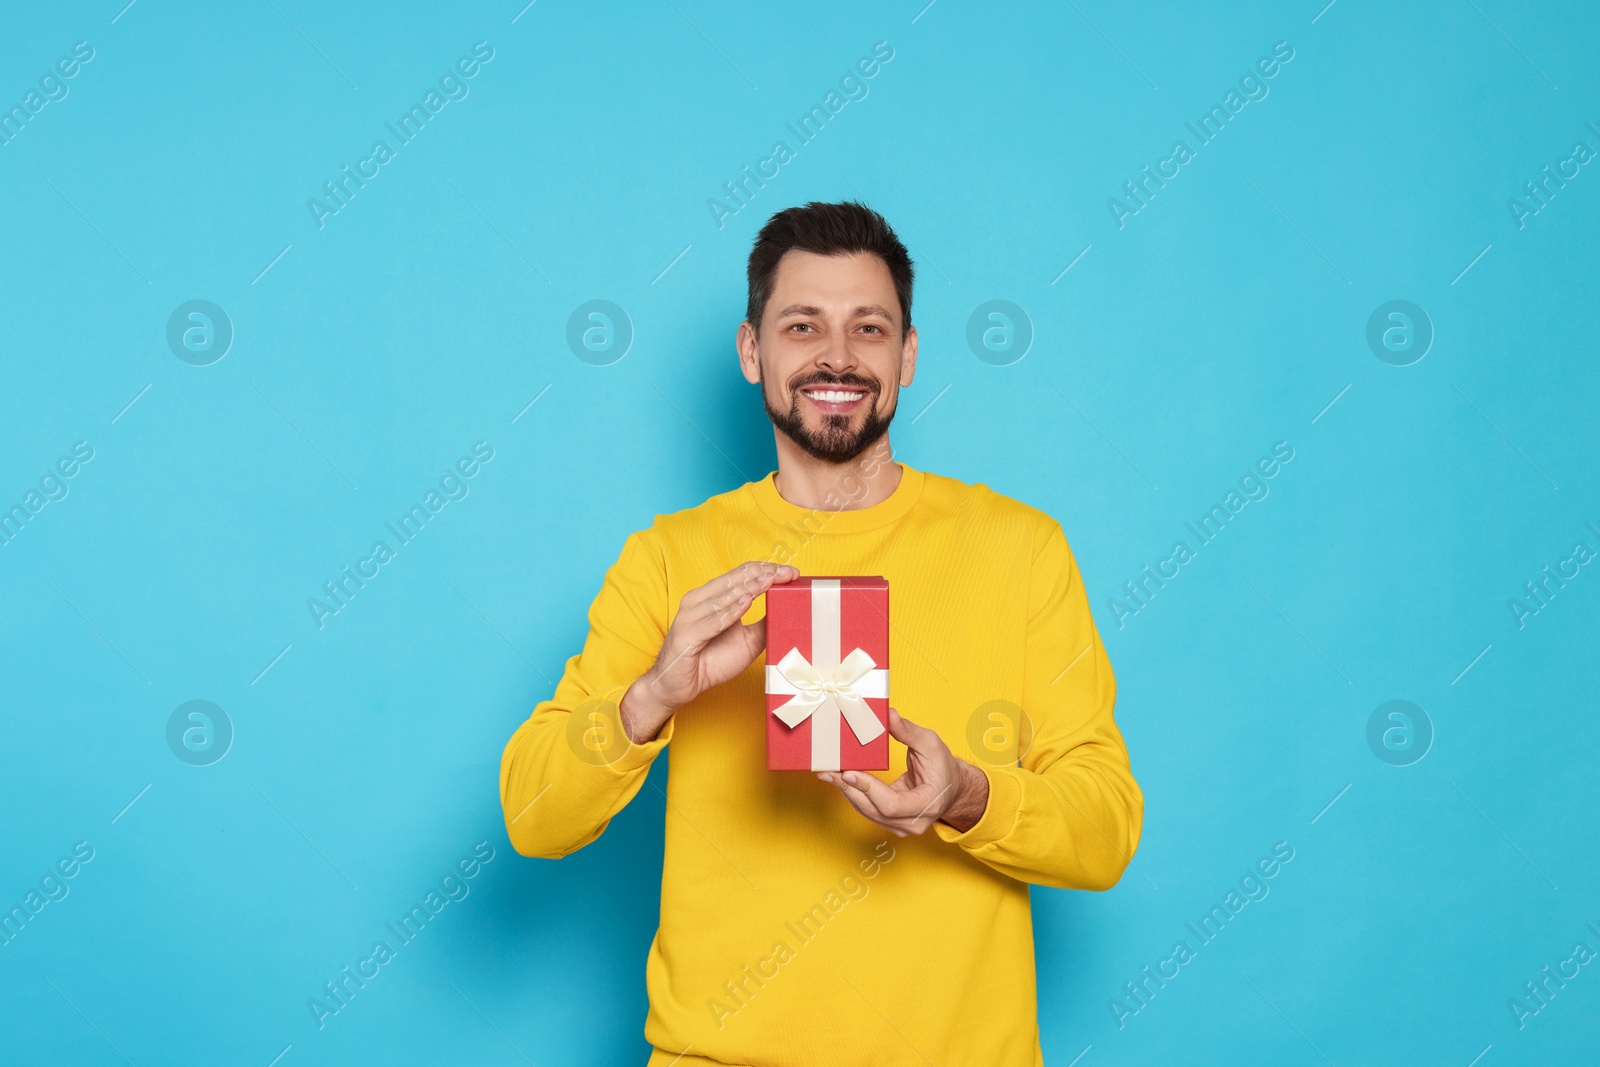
[765, 579, 888, 771]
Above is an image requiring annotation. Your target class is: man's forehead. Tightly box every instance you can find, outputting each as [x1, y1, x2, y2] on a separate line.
[768, 250, 898, 315]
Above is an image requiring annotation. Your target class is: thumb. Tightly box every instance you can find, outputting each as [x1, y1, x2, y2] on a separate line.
[741, 616, 768, 657]
[887, 706, 919, 743]
[888, 708, 942, 756]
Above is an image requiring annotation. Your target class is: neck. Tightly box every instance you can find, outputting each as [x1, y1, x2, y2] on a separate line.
[772, 432, 900, 511]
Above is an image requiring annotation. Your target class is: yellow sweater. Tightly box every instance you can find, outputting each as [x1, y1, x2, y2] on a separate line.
[500, 463, 1143, 1066]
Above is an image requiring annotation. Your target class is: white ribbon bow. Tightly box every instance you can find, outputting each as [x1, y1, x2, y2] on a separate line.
[765, 579, 888, 771]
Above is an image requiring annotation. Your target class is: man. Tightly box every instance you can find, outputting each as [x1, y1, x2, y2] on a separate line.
[500, 200, 1143, 1066]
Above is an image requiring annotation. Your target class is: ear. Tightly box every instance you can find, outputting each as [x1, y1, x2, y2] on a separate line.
[737, 320, 761, 384]
[899, 324, 918, 387]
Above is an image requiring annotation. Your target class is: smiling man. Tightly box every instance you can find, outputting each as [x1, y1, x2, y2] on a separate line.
[500, 200, 1143, 1066]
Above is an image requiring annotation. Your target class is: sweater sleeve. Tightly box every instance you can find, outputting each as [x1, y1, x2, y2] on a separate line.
[499, 526, 676, 859]
[932, 520, 1144, 890]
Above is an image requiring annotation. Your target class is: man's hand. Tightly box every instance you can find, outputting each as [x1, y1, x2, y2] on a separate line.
[619, 561, 799, 744]
[819, 708, 991, 836]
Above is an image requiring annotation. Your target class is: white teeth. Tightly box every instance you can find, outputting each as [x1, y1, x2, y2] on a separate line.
[804, 389, 865, 403]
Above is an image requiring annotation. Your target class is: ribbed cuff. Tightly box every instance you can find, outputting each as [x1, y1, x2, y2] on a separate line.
[934, 762, 1022, 851]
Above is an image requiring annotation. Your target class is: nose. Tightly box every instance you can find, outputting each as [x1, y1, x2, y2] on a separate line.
[815, 333, 857, 377]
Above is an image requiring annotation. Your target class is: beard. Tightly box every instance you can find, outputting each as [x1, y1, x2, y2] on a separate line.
[763, 372, 895, 464]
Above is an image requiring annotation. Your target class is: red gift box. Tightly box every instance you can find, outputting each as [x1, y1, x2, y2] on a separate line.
[764, 576, 890, 771]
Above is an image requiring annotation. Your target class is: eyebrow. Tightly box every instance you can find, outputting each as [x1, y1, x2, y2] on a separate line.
[775, 304, 896, 321]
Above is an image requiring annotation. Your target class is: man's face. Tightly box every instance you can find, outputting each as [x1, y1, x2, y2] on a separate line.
[737, 250, 918, 464]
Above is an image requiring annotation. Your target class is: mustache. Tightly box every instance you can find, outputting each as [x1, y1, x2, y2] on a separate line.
[790, 373, 879, 392]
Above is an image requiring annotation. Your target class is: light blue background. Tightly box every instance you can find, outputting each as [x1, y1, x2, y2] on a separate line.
[2, 1, 1597, 1064]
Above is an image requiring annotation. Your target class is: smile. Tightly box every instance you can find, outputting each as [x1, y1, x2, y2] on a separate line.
[806, 388, 870, 412]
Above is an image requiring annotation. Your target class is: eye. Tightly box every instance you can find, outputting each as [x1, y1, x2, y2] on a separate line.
[788, 322, 815, 333]
[860, 324, 883, 334]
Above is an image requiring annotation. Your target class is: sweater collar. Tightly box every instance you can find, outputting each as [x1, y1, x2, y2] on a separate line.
[748, 462, 925, 534]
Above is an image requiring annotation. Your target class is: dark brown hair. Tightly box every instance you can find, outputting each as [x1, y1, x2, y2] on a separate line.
[745, 200, 914, 336]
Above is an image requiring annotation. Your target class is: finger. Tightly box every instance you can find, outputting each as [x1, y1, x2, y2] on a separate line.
[889, 713, 947, 771]
[742, 615, 767, 655]
[707, 587, 757, 627]
[842, 771, 942, 821]
[704, 613, 767, 666]
[732, 561, 798, 599]
[692, 578, 778, 632]
[685, 562, 797, 611]
[689, 573, 758, 618]
[683, 586, 762, 641]
[828, 773, 895, 824]
[768, 565, 800, 585]
[694, 561, 777, 599]
[830, 778, 914, 836]
[827, 778, 894, 830]
[887, 708, 943, 755]
[699, 560, 801, 628]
